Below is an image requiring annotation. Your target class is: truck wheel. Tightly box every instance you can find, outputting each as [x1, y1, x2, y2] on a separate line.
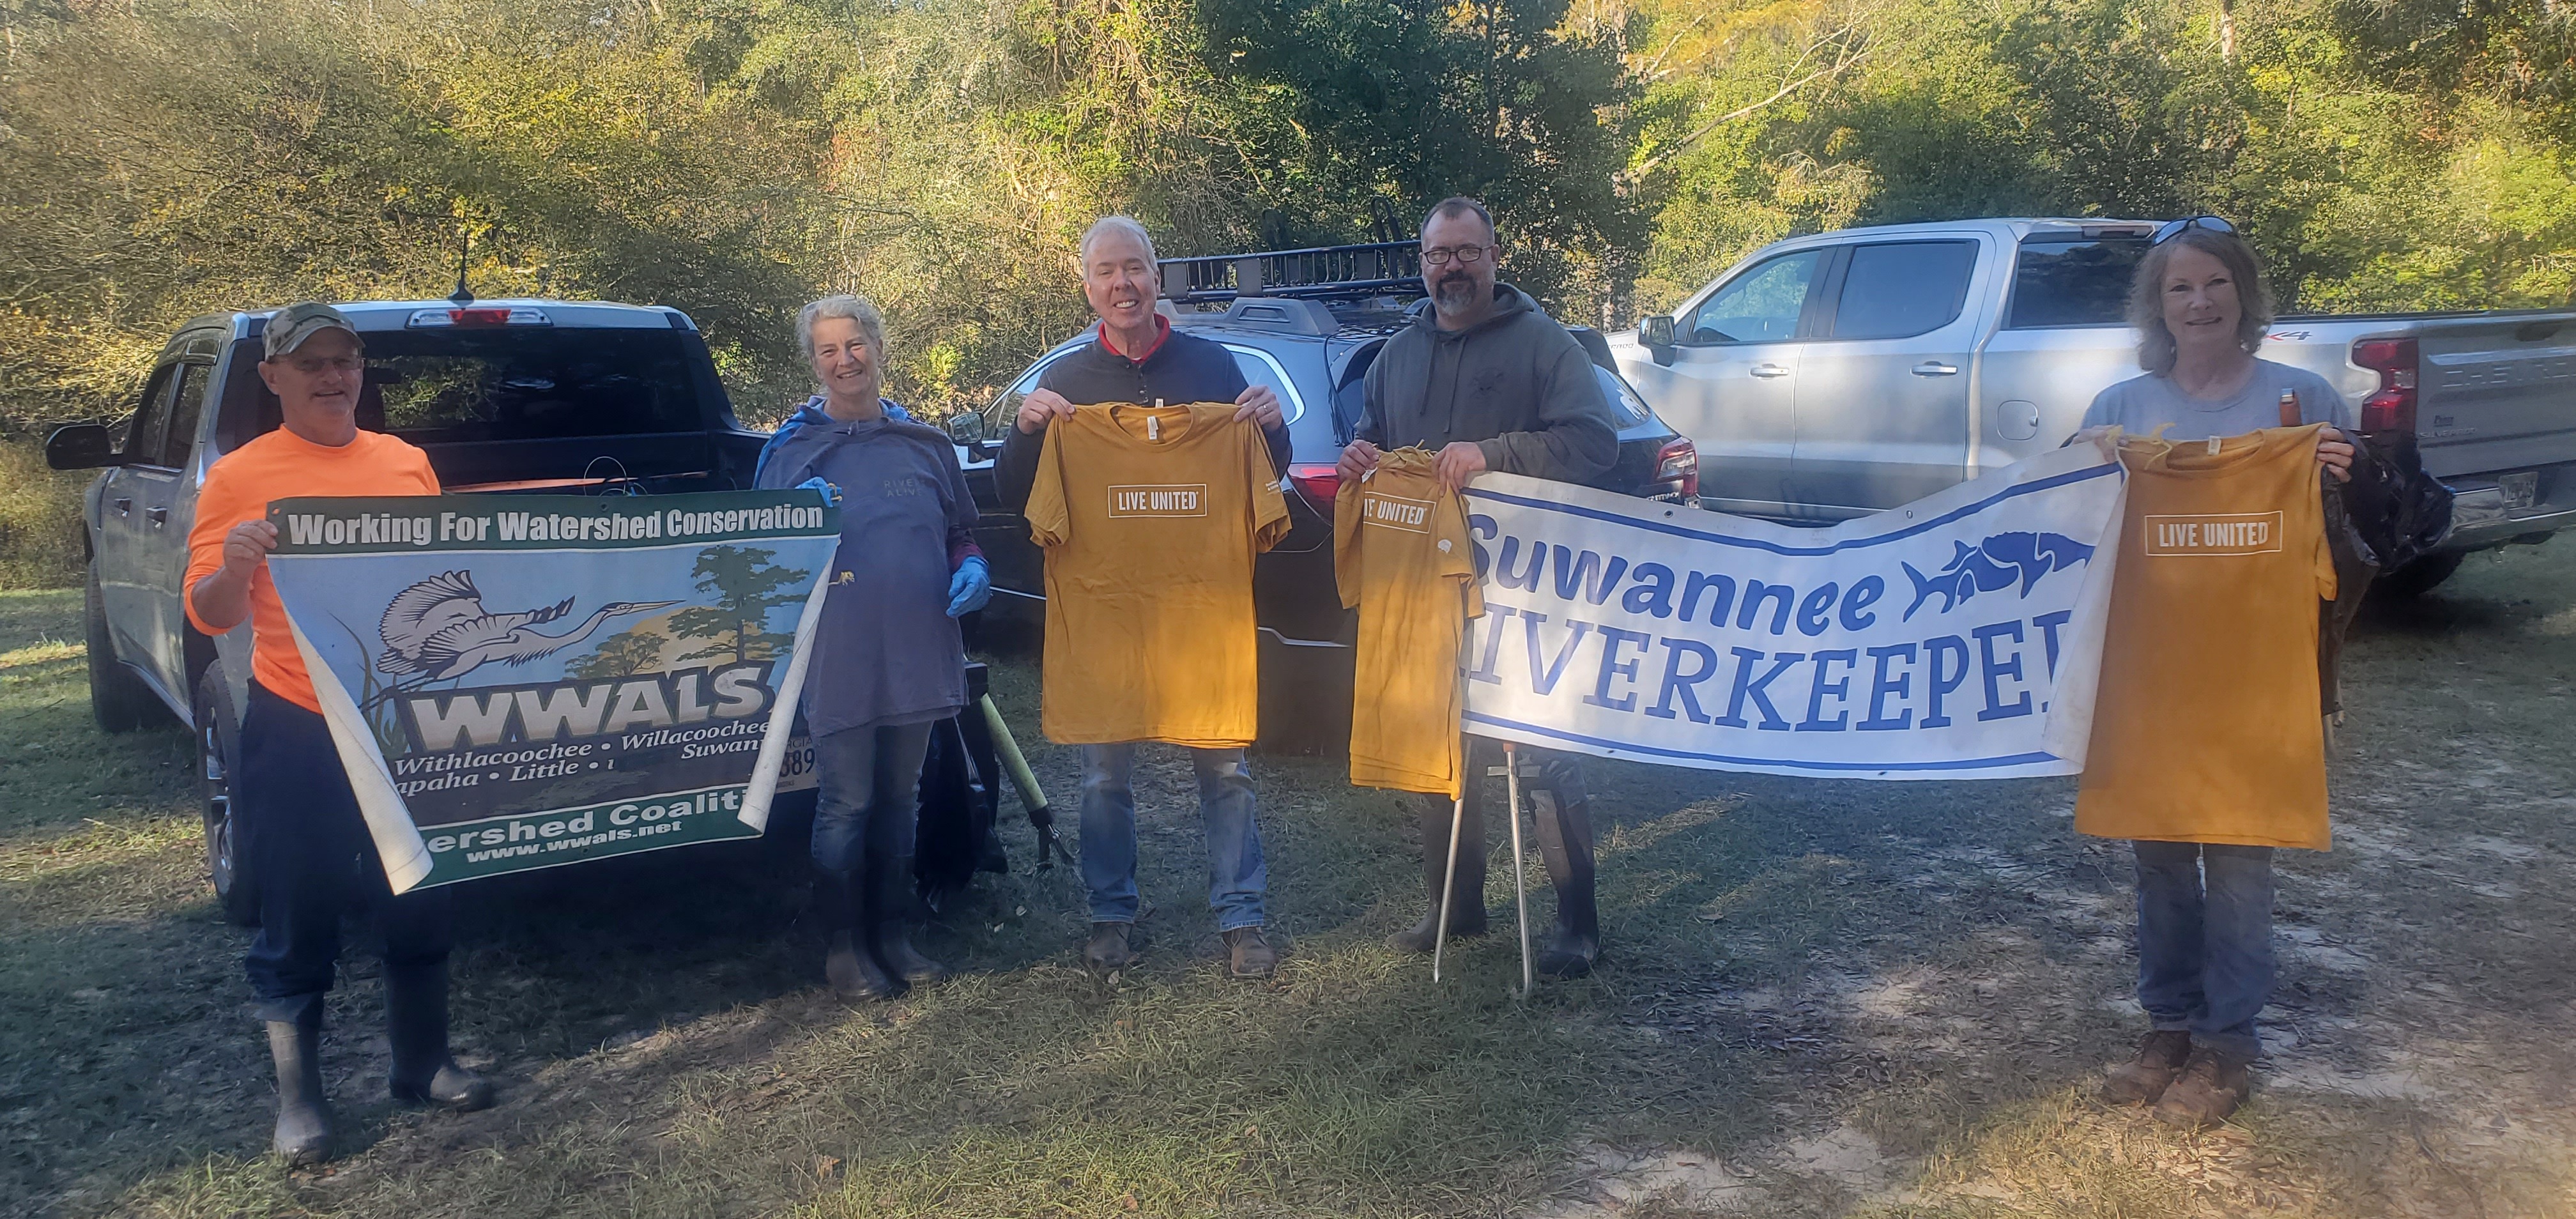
[86, 573, 162, 733]
[2372, 551, 2466, 601]
[195, 667, 259, 926]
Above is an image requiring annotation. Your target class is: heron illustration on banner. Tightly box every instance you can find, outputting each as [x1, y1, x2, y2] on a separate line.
[376, 569, 677, 684]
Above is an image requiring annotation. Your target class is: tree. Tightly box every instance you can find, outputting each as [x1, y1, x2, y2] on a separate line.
[568, 627, 670, 680]
[669, 546, 808, 666]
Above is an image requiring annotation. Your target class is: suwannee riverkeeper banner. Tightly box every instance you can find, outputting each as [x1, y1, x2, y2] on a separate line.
[263, 490, 839, 893]
[1459, 444, 2128, 779]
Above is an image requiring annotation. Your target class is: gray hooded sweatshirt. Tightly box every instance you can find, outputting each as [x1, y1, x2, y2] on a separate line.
[1356, 282, 1618, 483]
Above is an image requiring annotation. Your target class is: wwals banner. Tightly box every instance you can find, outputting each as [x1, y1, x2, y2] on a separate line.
[1460, 445, 2126, 779]
[264, 491, 838, 891]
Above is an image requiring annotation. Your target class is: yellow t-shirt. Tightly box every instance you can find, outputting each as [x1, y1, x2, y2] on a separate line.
[2076, 424, 2335, 849]
[1333, 449, 1485, 796]
[1026, 403, 1291, 747]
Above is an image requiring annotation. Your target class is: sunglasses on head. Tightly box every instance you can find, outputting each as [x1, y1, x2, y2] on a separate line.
[2152, 215, 2237, 245]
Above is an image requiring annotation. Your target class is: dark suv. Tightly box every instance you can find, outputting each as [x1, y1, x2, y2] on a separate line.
[950, 243, 1698, 751]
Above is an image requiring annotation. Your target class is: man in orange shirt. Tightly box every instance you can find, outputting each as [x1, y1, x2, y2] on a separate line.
[185, 303, 491, 1167]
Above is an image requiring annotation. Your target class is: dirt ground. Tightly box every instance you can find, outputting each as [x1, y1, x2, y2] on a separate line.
[3, 536, 2573, 1218]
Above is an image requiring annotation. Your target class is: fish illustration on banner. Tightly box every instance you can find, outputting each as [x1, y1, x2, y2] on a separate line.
[1458, 444, 2128, 780]
[262, 491, 841, 893]
[1901, 532, 2097, 619]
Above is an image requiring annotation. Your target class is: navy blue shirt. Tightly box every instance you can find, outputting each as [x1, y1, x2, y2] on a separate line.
[995, 323, 1289, 513]
[758, 415, 977, 737]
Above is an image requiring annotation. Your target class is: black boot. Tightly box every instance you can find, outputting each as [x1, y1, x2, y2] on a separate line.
[818, 866, 896, 1000]
[869, 854, 947, 985]
[264, 999, 331, 1167]
[1390, 790, 1487, 953]
[385, 961, 494, 1111]
[1530, 787, 1600, 980]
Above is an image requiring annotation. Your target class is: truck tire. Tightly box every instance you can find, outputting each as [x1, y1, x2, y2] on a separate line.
[195, 666, 259, 926]
[2371, 551, 2466, 601]
[86, 572, 163, 733]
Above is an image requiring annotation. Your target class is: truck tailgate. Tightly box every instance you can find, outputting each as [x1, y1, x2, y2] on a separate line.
[2409, 315, 2576, 480]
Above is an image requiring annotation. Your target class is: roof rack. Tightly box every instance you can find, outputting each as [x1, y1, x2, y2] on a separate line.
[1159, 241, 1422, 305]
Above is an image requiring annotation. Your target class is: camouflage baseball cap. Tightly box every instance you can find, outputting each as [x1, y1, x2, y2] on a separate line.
[263, 302, 362, 360]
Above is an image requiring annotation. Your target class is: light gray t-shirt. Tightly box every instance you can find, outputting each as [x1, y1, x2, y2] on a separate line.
[2080, 359, 2352, 441]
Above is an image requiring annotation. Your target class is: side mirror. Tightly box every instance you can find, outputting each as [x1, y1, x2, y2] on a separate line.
[1640, 315, 1677, 367]
[44, 423, 118, 470]
[946, 411, 998, 461]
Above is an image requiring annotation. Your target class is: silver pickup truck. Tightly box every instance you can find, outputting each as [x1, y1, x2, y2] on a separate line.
[1612, 217, 2576, 594]
[44, 298, 792, 921]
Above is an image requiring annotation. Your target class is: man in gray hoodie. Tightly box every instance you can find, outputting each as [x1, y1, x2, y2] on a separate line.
[1338, 196, 1618, 979]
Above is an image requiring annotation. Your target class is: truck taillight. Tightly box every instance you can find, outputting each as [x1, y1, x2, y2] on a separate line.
[407, 307, 553, 328]
[2352, 337, 2418, 433]
[1288, 463, 1342, 517]
[1654, 436, 1699, 500]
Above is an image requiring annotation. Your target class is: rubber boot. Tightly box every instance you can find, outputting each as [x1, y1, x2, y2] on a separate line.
[818, 867, 896, 1000]
[870, 854, 947, 985]
[1530, 787, 1600, 979]
[385, 961, 494, 1111]
[264, 1000, 332, 1167]
[1389, 791, 1487, 953]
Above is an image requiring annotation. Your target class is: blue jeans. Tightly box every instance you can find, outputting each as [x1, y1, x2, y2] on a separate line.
[1078, 743, 1266, 931]
[2134, 840, 2275, 1063]
[238, 682, 451, 1024]
[809, 721, 935, 877]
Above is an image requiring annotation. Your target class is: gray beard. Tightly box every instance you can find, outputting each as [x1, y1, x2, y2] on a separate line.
[1432, 275, 1480, 314]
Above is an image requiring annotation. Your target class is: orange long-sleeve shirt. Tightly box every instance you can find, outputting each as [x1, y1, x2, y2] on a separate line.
[184, 427, 440, 712]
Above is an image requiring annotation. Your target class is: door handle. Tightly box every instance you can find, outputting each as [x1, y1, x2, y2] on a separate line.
[145, 507, 169, 526]
[1912, 361, 1960, 377]
[1750, 364, 1790, 379]
[113, 496, 134, 516]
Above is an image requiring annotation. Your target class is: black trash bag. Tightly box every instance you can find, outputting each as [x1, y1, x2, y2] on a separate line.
[2340, 432, 2453, 574]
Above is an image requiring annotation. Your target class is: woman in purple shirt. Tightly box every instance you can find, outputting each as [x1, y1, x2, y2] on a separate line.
[760, 295, 992, 1000]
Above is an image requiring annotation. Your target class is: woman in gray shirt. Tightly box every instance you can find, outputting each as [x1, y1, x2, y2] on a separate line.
[2083, 218, 2352, 1128]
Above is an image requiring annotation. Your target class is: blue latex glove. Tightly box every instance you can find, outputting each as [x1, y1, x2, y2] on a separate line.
[795, 476, 841, 507]
[946, 555, 992, 617]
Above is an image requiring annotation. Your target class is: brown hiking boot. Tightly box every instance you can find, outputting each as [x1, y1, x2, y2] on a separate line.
[1223, 927, 1276, 979]
[1084, 922, 1140, 972]
[2101, 1031, 2193, 1105]
[2152, 1047, 2251, 1128]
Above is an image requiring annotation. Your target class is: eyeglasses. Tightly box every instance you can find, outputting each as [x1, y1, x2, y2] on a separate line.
[2152, 215, 2237, 245]
[1420, 245, 1491, 266]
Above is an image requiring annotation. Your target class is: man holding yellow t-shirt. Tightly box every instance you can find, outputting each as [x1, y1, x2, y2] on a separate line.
[1338, 197, 1621, 980]
[996, 216, 1292, 981]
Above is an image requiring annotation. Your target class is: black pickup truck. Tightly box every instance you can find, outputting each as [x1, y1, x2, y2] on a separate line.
[46, 298, 796, 920]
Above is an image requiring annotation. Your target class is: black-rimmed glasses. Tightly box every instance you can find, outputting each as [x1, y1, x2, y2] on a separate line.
[2152, 215, 2237, 245]
[1420, 245, 1491, 266]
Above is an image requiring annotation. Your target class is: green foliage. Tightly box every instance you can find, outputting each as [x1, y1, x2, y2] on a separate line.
[1, 0, 2570, 588]
[1625, 0, 2576, 313]
[0, 442, 84, 590]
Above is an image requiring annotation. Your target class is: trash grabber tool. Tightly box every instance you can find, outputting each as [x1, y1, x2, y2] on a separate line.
[1505, 742, 1533, 995]
[1432, 794, 1466, 983]
[977, 694, 1065, 867]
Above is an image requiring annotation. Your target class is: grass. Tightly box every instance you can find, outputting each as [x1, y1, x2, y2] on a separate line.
[3, 535, 2576, 1217]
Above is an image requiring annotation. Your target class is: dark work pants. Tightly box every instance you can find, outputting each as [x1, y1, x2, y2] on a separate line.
[240, 682, 452, 1025]
[1416, 739, 1593, 910]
